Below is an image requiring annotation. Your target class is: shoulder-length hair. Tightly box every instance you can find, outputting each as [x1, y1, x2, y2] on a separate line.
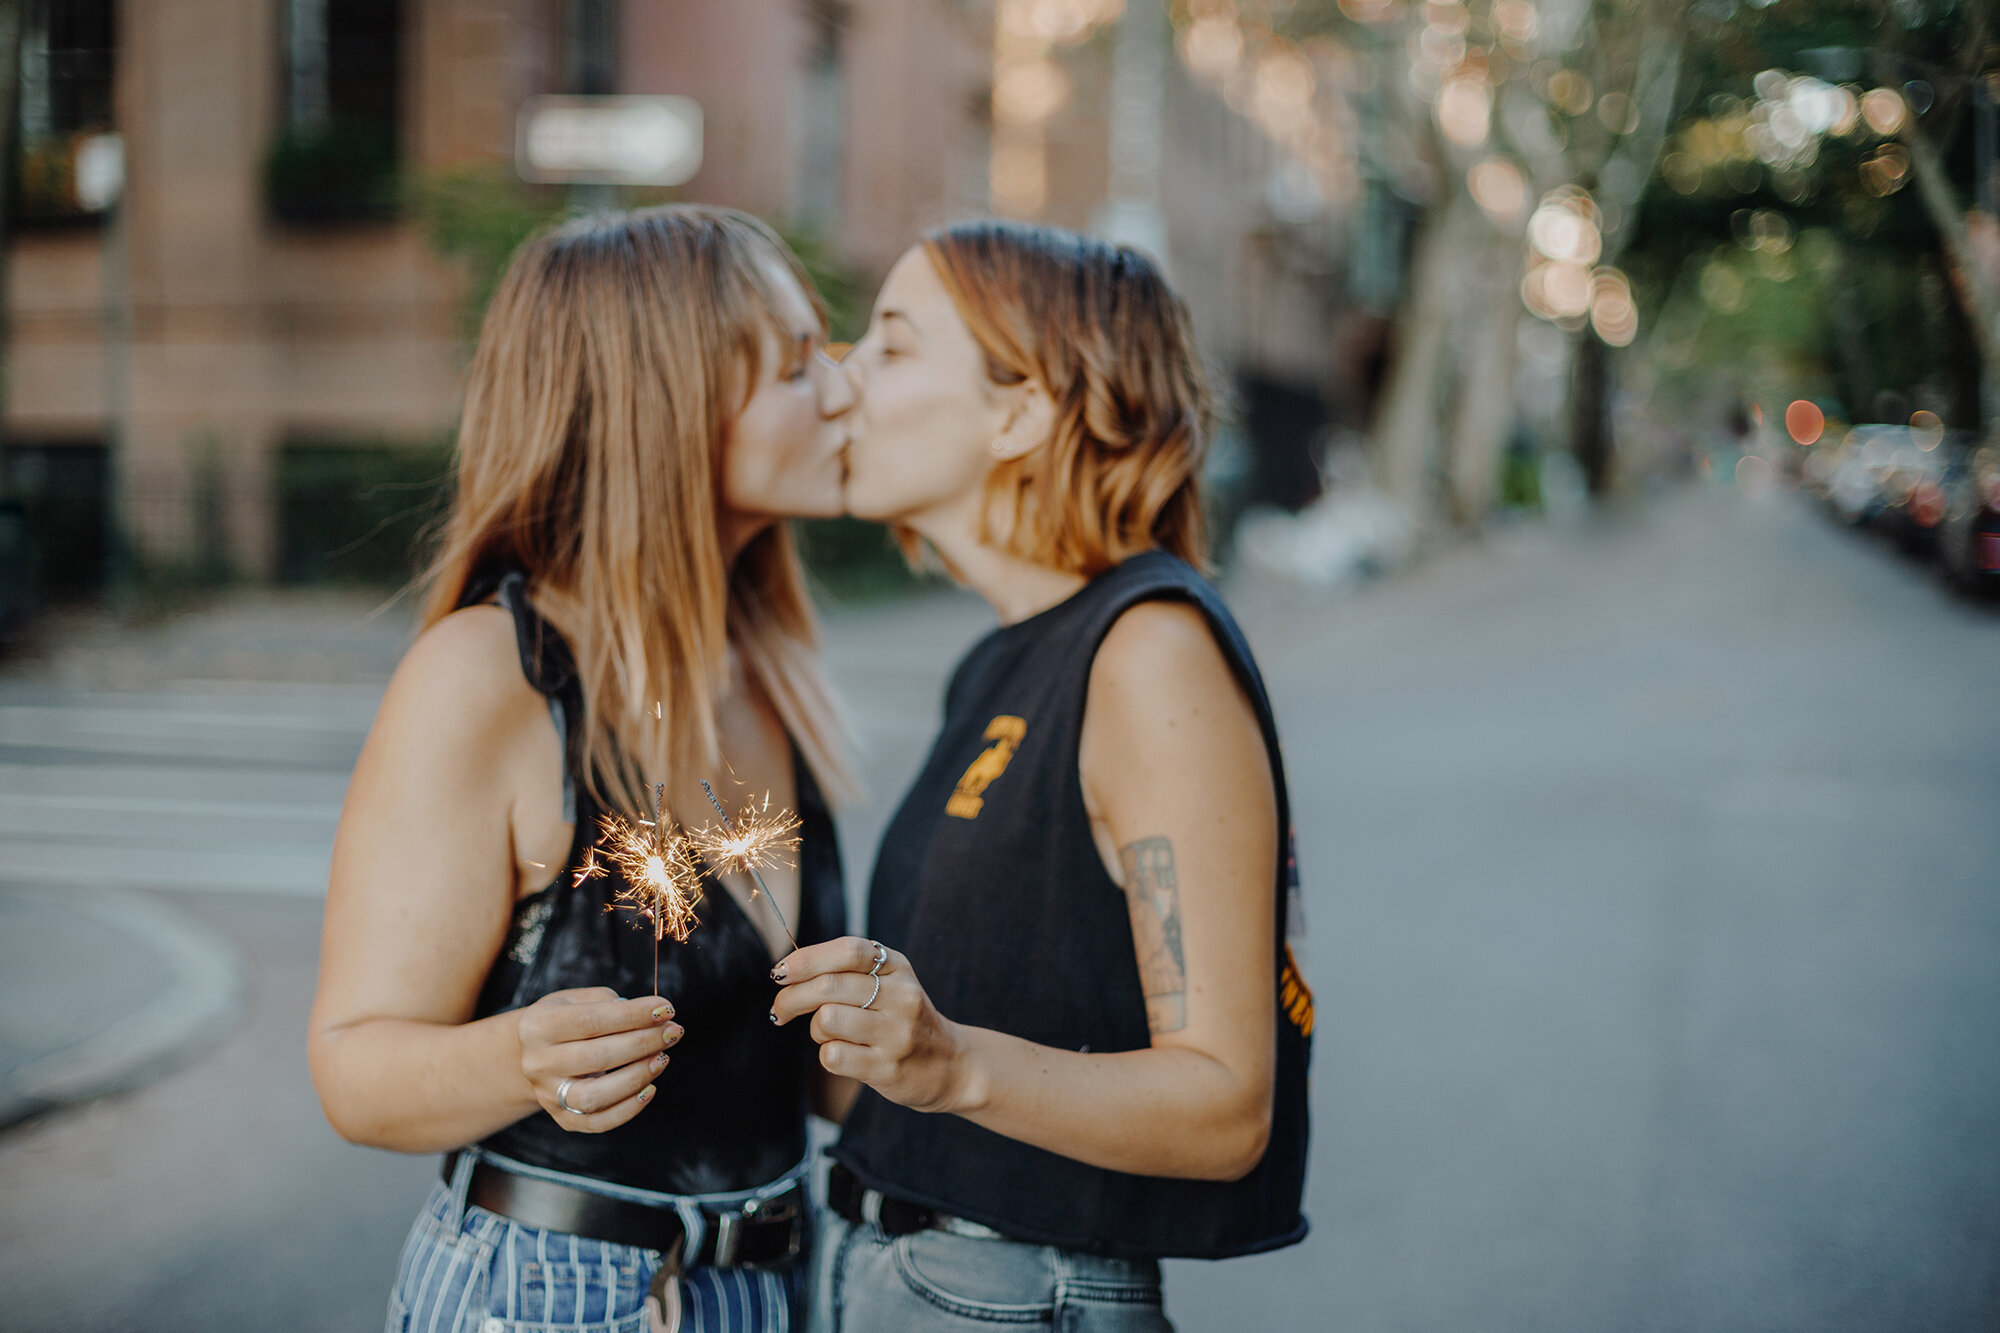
[919, 219, 1213, 575]
[421, 204, 852, 814]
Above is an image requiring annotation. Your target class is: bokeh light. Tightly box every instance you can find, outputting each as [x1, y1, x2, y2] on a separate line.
[1588, 268, 1637, 346]
[1468, 157, 1526, 221]
[1860, 87, 1907, 136]
[994, 55, 1070, 124]
[1785, 399, 1825, 445]
[1437, 75, 1491, 147]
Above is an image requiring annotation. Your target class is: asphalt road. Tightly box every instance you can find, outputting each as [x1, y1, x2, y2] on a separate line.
[1, 482, 1996, 1332]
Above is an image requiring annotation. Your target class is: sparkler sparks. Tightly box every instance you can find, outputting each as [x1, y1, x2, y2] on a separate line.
[694, 780, 802, 952]
[587, 784, 704, 991]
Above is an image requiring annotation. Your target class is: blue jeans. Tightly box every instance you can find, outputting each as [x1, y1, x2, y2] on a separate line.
[809, 1211, 1174, 1331]
[389, 1150, 806, 1333]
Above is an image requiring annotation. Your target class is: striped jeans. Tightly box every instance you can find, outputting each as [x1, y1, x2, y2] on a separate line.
[387, 1150, 806, 1333]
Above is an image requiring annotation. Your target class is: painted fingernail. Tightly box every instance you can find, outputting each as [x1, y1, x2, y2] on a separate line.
[651, 1051, 669, 1071]
[638, 1085, 655, 1103]
[768, 1011, 779, 1025]
[769, 965, 786, 982]
[651, 1003, 674, 1021]
[663, 1025, 683, 1049]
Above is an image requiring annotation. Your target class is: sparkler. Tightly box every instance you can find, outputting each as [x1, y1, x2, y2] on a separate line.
[584, 782, 705, 985]
[694, 780, 802, 953]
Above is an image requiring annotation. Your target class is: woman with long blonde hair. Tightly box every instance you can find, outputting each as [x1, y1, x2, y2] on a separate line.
[309, 205, 855, 1333]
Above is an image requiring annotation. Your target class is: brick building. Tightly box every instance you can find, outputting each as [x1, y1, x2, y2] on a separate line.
[1, 0, 1353, 592]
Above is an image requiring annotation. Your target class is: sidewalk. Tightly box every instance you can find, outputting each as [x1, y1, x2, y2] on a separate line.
[0, 588, 406, 1131]
[0, 883, 241, 1129]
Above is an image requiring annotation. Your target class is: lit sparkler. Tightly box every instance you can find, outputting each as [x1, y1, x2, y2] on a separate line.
[694, 780, 802, 953]
[585, 783, 705, 984]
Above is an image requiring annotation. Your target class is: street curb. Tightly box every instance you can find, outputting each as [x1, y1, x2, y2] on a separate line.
[0, 883, 244, 1130]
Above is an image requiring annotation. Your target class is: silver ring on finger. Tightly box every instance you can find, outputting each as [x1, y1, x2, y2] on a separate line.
[556, 1078, 587, 1115]
[868, 941, 887, 977]
[862, 974, 881, 1010]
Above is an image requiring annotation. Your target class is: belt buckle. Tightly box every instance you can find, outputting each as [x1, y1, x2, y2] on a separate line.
[713, 1192, 802, 1270]
[711, 1210, 744, 1269]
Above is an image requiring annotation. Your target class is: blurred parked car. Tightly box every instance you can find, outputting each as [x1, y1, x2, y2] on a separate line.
[1876, 433, 1962, 558]
[1937, 444, 2000, 598]
[1811, 425, 1913, 527]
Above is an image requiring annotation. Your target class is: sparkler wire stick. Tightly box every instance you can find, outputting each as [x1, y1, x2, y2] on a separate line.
[649, 783, 665, 983]
[698, 779, 800, 953]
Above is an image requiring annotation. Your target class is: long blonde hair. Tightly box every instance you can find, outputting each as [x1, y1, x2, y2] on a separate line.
[421, 205, 853, 813]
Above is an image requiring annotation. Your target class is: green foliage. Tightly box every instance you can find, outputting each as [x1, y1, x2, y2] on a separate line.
[276, 438, 455, 586]
[792, 517, 934, 601]
[1499, 438, 1543, 510]
[265, 121, 400, 223]
[408, 164, 568, 341]
[1624, 0, 1991, 431]
[16, 134, 96, 223]
[779, 224, 872, 344]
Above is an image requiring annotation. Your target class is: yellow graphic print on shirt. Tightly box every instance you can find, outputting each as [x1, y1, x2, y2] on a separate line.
[946, 715, 1027, 819]
[1279, 943, 1314, 1037]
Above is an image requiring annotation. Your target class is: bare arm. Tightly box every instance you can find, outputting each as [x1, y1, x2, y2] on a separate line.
[773, 602, 1278, 1180]
[307, 608, 678, 1153]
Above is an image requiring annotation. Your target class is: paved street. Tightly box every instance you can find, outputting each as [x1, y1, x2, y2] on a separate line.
[2, 482, 1997, 1331]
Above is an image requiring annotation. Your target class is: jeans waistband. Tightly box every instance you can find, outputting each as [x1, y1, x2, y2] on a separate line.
[439, 1146, 811, 1264]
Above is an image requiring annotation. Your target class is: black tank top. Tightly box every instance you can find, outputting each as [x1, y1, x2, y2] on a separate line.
[463, 569, 845, 1196]
[832, 551, 1312, 1259]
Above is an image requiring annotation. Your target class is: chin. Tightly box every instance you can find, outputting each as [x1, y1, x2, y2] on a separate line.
[840, 484, 898, 523]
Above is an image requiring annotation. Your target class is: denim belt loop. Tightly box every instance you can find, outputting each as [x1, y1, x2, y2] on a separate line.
[444, 1146, 481, 1232]
[671, 1198, 707, 1271]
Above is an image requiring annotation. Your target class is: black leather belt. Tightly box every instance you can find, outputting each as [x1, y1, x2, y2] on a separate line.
[827, 1162, 1006, 1240]
[442, 1152, 803, 1269]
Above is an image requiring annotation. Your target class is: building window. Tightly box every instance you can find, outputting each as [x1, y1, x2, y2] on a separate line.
[266, 0, 403, 223]
[14, 0, 117, 228]
[1, 442, 109, 598]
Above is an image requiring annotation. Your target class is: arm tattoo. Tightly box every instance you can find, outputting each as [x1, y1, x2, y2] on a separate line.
[1118, 837, 1187, 1034]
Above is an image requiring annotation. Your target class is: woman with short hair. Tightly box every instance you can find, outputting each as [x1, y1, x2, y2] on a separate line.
[776, 220, 1313, 1331]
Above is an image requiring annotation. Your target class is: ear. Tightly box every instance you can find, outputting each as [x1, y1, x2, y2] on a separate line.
[989, 380, 1057, 462]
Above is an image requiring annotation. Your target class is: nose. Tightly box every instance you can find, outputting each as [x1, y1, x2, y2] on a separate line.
[817, 349, 858, 419]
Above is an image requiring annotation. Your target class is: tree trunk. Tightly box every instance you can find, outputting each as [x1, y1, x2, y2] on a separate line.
[1874, 39, 2000, 423]
[1370, 191, 1478, 519]
[1571, 332, 1613, 494]
[1445, 237, 1522, 524]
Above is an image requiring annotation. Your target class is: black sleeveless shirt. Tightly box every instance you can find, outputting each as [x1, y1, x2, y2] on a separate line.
[463, 570, 846, 1196]
[832, 551, 1312, 1259]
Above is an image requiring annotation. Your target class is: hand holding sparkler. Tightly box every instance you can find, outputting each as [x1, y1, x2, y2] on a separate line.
[516, 988, 681, 1133]
[694, 780, 803, 953]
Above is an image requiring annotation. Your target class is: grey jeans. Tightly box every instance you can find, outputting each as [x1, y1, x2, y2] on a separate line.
[809, 1211, 1174, 1332]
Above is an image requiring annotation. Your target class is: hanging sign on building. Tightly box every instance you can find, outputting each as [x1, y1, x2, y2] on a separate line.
[516, 95, 703, 186]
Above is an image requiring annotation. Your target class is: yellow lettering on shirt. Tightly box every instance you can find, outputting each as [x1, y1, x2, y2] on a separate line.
[1279, 944, 1314, 1037]
[946, 716, 1027, 819]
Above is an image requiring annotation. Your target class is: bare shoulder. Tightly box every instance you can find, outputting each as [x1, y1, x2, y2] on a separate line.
[1089, 598, 1243, 709]
[1083, 597, 1262, 790]
[373, 605, 543, 757]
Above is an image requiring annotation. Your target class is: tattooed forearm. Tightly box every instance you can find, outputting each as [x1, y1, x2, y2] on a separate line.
[1118, 836, 1187, 1033]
